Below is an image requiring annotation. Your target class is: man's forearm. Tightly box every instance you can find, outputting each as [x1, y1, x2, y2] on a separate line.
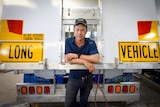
[65, 58, 86, 65]
[65, 53, 100, 63]
[65, 54, 98, 72]
[65, 57, 96, 72]
[79, 54, 100, 63]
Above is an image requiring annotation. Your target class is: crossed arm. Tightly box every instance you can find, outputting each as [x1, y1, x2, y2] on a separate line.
[65, 53, 100, 72]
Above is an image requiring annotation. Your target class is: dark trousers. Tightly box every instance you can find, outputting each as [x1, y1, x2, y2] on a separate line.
[64, 74, 93, 107]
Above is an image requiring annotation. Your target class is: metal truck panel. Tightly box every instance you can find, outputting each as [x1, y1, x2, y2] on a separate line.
[2, 0, 62, 64]
[0, 0, 152, 103]
[102, 0, 159, 63]
[155, 0, 160, 22]
[0, 0, 159, 70]
[0, 0, 2, 22]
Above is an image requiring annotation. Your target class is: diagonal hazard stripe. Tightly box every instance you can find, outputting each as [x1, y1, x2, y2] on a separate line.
[7, 20, 23, 34]
[138, 21, 151, 36]
[137, 21, 159, 41]
[0, 20, 23, 40]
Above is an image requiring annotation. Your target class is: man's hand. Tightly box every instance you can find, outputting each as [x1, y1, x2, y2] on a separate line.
[83, 60, 96, 73]
[65, 53, 78, 61]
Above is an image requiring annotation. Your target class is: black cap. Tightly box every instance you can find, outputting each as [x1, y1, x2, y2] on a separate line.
[75, 18, 87, 27]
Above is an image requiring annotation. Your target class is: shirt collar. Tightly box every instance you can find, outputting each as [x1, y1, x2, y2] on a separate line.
[71, 36, 88, 45]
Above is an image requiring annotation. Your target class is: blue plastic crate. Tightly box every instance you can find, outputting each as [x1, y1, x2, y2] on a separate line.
[123, 73, 133, 82]
[93, 74, 104, 83]
[35, 76, 52, 83]
[24, 74, 52, 84]
[106, 73, 133, 83]
[24, 74, 35, 83]
[55, 75, 64, 84]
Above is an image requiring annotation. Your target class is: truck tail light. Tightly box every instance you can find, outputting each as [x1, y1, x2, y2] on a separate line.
[17, 88, 20, 93]
[108, 86, 113, 93]
[29, 86, 35, 94]
[21, 86, 27, 94]
[130, 85, 135, 93]
[122, 86, 128, 93]
[37, 86, 42, 94]
[106, 84, 139, 94]
[136, 86, 139, 92]
[44, 86, 50, 94]
[115, 85, 121, 93]
[17, 84, 54, 95]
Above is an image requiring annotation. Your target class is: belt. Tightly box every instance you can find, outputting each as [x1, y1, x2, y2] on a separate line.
[72, 74, 92, 81]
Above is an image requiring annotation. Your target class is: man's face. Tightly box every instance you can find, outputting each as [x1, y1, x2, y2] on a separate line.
[74, 24, 87, 41]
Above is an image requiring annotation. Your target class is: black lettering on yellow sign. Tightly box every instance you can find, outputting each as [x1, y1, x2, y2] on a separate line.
[120, 45, 159, 59]
[23, 34, 43, 40]
[9, 45, 33, 59]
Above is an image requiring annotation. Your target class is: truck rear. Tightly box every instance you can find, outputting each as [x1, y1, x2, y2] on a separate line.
[0, 0, 160, 104]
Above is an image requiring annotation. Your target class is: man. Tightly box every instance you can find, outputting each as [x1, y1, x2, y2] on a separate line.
[64, 18, 100, 107]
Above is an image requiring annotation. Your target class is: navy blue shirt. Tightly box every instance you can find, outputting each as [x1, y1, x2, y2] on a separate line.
[65, 36, 99, 78]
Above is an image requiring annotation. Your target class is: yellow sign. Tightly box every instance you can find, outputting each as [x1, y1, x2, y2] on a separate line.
[0, 42, 43, 62]
[119, 42, 160, 62]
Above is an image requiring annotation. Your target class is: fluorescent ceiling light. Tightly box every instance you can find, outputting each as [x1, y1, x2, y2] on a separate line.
[3, 0, 37, 9]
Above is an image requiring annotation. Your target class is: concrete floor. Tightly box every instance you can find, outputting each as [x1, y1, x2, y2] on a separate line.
[0, 71, 23, 105]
